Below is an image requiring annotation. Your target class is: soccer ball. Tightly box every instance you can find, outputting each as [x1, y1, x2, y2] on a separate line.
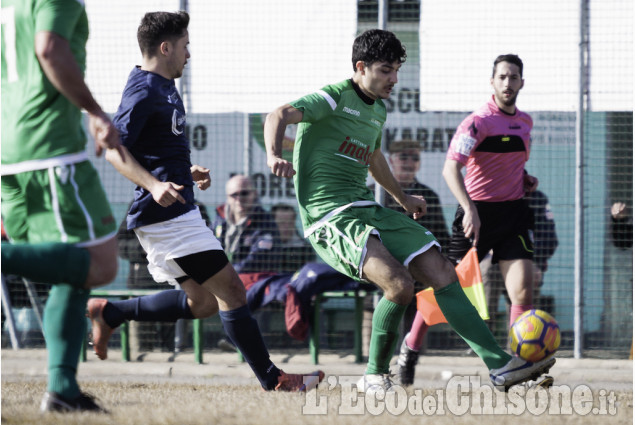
[509, 309, 560, 362]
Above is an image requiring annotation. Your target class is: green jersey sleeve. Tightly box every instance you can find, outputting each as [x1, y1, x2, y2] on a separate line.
[290, 87, 341, 123]
[35, 0, 84, 40]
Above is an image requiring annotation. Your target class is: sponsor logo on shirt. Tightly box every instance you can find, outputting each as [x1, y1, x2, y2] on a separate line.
[172, 109, 186, 136]
[370, 118, 381, 127]
[343, 106, 361, 117]
[335, 136, 371, 165]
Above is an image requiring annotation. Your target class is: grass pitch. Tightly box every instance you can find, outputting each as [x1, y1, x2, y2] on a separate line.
[2, 379, 633, 425]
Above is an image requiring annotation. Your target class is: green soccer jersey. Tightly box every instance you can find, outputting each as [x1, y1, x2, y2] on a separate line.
[290, 79, 386, 232]
[1, 0, 89, 166]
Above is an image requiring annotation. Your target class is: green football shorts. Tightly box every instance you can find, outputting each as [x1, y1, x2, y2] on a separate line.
[1, 160, 117, 246]
[306, 204, 439, 282]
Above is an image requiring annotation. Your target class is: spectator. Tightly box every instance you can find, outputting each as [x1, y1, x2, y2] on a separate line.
[212, 175, 282, 285]
[374, 140, 451, 250]
[212, 174, 283, 349]
[271, 203, 316, 273]
[369, 139, 451, 342]
[611, 202, 633, 249]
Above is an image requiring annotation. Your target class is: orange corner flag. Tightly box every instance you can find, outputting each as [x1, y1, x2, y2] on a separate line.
[416, 247, 489, 326]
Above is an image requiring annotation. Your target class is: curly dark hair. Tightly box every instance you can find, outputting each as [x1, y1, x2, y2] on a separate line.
[351, 29, 407, 71]
[137, 11, 190, 57]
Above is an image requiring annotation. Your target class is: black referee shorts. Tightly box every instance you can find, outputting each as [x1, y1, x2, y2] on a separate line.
[446, 198, 534, 265]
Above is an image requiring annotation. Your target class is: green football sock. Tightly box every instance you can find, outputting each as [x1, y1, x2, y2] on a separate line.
[1, 241, 90, 288]
[434, 281, 511, 369]
[44, 284, 90, 398]
[367, 297, 408, 375]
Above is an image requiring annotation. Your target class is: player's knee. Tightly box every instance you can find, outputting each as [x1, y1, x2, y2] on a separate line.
[190, 297, 219, 318]
[387, 278, 414, 305]
[84, 255, 118, 288]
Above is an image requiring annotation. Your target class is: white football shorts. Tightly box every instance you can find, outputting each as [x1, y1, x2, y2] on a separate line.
[134, 207, 223, 286]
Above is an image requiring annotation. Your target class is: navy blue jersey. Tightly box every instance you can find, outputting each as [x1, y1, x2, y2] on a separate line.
[113, 67, 195, 229]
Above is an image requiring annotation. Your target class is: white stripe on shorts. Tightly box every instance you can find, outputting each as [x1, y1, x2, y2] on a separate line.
[134, 208, 223, 286]
[48, 167, 68, 243]
[68, 164, 96, 240]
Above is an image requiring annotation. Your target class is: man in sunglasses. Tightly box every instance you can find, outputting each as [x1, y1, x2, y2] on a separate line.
[212, 174, 282, 286]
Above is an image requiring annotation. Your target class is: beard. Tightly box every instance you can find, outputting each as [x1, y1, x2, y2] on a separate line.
[497, 90, 518, 107]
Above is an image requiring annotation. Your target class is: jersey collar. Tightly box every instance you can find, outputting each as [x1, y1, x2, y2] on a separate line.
[350, 79, 375, 106]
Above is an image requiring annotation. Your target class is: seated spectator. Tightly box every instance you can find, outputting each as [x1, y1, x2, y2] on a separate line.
[369, 139, 451, 343]
[611, 201, 633, 249]
[212, 175, 282, 288]
[212, 175, 282, 349]
[271, 203, 316, 273]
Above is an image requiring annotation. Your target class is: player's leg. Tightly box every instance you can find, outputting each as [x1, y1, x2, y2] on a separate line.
[361, 235, 413, 376]
[306, 208, 410, 393]
[88, 255, 221, 360]
[410, 243, 554, 389]
[499, 258, 534, 326]
[83, 237, 119, 288]
[2, 164, 117, 411]
[397, 310, 429, 385]
[201, 259, 324, 391]
[409, 247, 512, 370]
[495, 199, 535, 326]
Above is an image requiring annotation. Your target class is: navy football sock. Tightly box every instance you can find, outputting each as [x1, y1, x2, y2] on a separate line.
[219, 305, 280, 390]
[102, 289, 194, 328]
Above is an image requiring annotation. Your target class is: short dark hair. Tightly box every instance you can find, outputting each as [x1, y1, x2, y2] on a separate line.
[271, 203, 297, 217]
[352, 29, 407, 71]
[137, 11, 190, 57]
[492, 54, 524, 77]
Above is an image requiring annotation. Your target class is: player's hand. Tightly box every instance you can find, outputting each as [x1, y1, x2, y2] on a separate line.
[88, 112, 123, 159]
[191, 165, 211, 190]
[402, 194, 427, 219]
[150, 181, 186, 207]
[523, 173, 539, 193]
[462, 205, 481, 246]
[267, 156, 296, 178]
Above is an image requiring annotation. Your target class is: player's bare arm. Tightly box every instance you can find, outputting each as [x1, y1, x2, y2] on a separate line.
[264, 104, 303, 178]
[368, 149, 427, 219]
[442, 158, 480, 245]
[106, 145, 186, 207]
[191, 165, 211, 190]
[35, 30, 122, 157]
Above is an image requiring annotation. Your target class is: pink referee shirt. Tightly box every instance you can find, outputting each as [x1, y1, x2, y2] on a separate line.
[447, 96, 532, 202]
